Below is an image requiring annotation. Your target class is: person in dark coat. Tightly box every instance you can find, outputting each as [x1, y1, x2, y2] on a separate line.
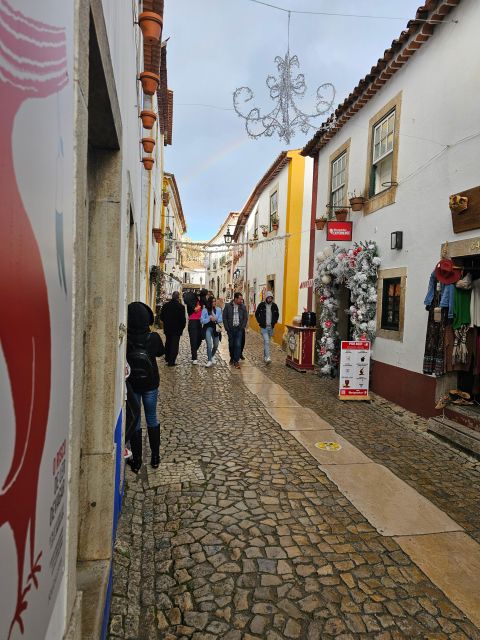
[255, 291, 279, 364]
[160, 291, 186, 366]
[126, 302, 165, 472]
[223, 292, 248, 367]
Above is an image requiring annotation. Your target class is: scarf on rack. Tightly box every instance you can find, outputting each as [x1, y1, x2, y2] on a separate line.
[452, 325, 469, 364]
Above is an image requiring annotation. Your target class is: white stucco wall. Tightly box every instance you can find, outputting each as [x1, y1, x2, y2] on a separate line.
[313, 0, 480, 374]
[245, 164, 289, 319]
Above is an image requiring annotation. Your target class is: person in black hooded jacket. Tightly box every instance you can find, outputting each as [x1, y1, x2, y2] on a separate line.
[160, 291, 186, 366]
[126, 302, 165, 472]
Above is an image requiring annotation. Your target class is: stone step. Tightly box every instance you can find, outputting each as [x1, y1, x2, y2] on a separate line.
[445, 405, 480, 434]
[427, 415, 480, 457]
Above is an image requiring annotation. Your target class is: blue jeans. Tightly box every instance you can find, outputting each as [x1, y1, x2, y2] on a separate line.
[228, 326, 243, 363]
[261, 327, 273, 360]
[133, 388, 159, 432]
[205, 326, 219, 361]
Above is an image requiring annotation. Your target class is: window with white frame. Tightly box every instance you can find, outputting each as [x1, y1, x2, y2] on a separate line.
[269, 190, 278, 231]
[330, 152, 347, 209]
[371, 110, 395, 195]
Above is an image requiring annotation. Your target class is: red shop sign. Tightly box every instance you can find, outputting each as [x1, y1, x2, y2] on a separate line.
[326, 221, 353, 242]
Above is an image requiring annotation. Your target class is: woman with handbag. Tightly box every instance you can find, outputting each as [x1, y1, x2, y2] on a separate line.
[200, 296, 223, 368]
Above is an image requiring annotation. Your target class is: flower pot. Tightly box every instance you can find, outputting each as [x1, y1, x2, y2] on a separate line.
[159, 256, 166, 264]
[152, 228, 163, 242]
[139, 71, 159, 96]
[262, 231, 268, 237]
[335, 209, 348, 221]
[142, 156, 155, 171]
[349, 196, 365, 212]
[315, 219, 327, 230]
[140, 110, 157, 129]
[141, 137, 156, 153]
[162, 191, 170, 206]
[272, 223, 279, 231]
[138, 11, 163, 44]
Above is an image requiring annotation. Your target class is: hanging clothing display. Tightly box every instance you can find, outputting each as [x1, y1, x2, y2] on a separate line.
[445, 325, 475, 372]
[470, 278, 480, 327]
[423, 286, 447, 376]
[424, 272, 454, 318]
[453, 287, 471, 329]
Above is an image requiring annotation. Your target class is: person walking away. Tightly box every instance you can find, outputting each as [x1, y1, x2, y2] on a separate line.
[223, 292, 248, 368]
[126, 302, 165, 472]
[160, 291, 186, 366]
[201, 295, 223, 367]
[187, 294, 202, 364]
[255, 291, 279, 364]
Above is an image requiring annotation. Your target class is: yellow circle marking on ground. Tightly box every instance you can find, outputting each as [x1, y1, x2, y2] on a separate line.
[315, 441, 342, 451]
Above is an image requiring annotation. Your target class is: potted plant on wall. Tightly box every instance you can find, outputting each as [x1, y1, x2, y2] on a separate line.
[260, 224, 268, 237]
[349, 190, 365, 212]
[139, 71, 160, 96]
[162, 190, 170, 206]
[142, 156, 155, 171]
[315, 215, 328, 231]
[138, 11, 163, 45]
[334, 206, 349, 221]
[140, 110, 157, 129]
[271, 213, 279, 231]
[141, 137, 155, 153]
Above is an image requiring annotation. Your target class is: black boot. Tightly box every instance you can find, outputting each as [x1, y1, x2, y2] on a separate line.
[128, 429, 142, 474]
[147, 426, 160, 468]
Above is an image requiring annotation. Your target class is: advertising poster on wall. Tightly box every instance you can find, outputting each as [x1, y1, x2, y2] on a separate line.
[0, 1, 73, 638]
[339, 341, 371, 400]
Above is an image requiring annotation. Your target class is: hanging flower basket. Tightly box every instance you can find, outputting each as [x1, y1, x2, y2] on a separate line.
[139, 71, 159, 96]
[162, 191, 170, 206]
[262, 230, 268, 237]
[272, 223, 279, 231]
[140, 110, 157, 129]
[335, 208, 349, 221]
[349, 196, 365, 212]
[138, 11, 163, 44]
[142, 156, 155, 171]
[315, 218, 327, 231]
[159, 255, 166, 264]
[141, 137, 156, 153]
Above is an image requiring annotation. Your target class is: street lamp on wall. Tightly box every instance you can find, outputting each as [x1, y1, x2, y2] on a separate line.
[391, 231, 403, 250]
[224, 227, 233, 245]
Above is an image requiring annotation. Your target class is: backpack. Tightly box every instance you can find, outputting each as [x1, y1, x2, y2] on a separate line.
[127, 335, 157, 388]
[183, 291, 197, 316]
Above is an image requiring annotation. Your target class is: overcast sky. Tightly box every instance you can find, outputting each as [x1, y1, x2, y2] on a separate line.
[163, 0, 421, 240]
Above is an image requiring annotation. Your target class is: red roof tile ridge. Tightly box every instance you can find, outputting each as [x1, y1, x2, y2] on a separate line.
[301, 0, 461, 157]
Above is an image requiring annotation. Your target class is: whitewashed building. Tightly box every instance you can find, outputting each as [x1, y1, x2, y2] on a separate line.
[232, 151, 313, 344]
[0, 1, 173, 638]
[303, 0, 480, 417]
[206, 212, 239, 301]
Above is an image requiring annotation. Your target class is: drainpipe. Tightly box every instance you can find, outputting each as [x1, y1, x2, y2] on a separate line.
[307, 154, 319, 310]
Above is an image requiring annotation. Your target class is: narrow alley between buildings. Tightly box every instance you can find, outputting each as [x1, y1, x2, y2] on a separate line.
[108, 332, 480, 640]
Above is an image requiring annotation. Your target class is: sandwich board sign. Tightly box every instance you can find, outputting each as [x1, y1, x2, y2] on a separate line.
[339, 341, 371, 400]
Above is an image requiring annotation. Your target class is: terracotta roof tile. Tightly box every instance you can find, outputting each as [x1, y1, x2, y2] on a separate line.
[301, 0, 461, 157]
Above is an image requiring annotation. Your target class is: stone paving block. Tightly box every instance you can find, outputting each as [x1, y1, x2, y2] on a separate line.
[322, 463, 463, 536]
[107, 336, 480, 640]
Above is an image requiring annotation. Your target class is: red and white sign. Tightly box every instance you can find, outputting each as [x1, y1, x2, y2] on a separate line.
[327, 221, 353, 242]
[339, 341, 371, 400]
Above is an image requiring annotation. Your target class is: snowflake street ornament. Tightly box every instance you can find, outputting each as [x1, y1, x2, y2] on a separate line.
[233, 13, 335, 144]
[233, 53, 335, 144]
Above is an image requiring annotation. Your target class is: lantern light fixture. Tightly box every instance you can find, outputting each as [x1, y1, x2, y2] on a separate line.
[391, 231, 403, 250]
[224, 228, 233, 245]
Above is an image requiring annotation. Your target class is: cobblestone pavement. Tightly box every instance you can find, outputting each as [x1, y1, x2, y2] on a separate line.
[109, 333, 480, 639]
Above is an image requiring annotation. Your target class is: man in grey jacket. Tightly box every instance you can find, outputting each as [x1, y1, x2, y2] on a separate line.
[223, 292, 248, 368]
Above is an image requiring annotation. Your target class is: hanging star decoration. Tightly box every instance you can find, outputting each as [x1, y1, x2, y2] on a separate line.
[233, 12, 336, 144]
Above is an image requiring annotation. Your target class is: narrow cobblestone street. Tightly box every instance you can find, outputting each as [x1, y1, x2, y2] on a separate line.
[109, 332, 480, 640]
